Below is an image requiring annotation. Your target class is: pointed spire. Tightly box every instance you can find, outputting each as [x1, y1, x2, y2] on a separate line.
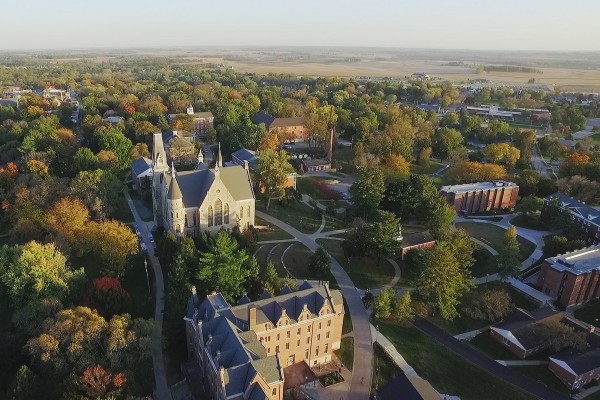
[171, 161, 176, 177]
[168, 163, 182, 200]
[215, 143, 223, 173]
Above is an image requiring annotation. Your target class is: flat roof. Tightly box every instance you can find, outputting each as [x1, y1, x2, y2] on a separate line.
[440, 181, 517, 194]
[547, 245, 600, 275]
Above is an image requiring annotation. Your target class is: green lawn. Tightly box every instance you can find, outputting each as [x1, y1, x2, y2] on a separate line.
[469, 332, 519, 360]
[337, 337, 354, 371]
[574, 302, 600, 328]
[591, 132, 600, 146]
[323, 214, 347, 232]
[254, 217, 293, 241]
[471, 246, 499, 278]
[372, 343, 401, 393]
[260, 201, 322, 234]
[317, 239, 396, 290]
[377, 320, 535, 400]
[456, 222, 536, 261]
[410, 160, 446, 175]
[510, 215, 548, 231]
[509, 365, 568, 395]
[281, 243, 314, 279]
[342, 302, 353, 335]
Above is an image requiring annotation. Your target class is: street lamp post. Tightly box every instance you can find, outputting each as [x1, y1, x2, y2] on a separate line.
[376, 325, 379, 343]
[144, 258, 151, 297]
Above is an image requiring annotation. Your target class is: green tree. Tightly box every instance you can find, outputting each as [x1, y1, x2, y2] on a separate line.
[350, 167, 385, 218]
[0, 242, 85, 308]
[6, 365, 39, 400]
[197, 230, 250, 303]
[498, 226, 521, 280]
[426, 201, 456, 240]
[515, 196, 543, 216]
[308, 247, 331, 280]
[371, 210, 401, 260]
[73, 147, 99, 173]
[532, 320, 588, 352]
[254, 149, 294, 211]
[463, 289, 511, 321]
[393, 292, 415, 321]
[70, 169, 122, 220]
[416, 242, 472, 320]
[373, 288, 395, 319]
[433, 127, 464, 162]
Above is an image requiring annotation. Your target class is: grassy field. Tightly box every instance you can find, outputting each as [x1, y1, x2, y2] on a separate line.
[316, 239, 396, 289]
[410, 160, 446, 175]
[342, 301, 353, 335]
[509, 365, 568, 395]
[510, 215, 548, 231]
[337, 337, 354, 371]
[456, 222, 536, 261]
[469, 332, 519, 361]
[377, 320, 535, 400]
[254, 216, 293, 241]
[281, 243, 314, 279]
[471, 246, 499, 278]
[260, 201, 322, 234]
[372, 343, 402, 393]
[574, 302, 600, 328]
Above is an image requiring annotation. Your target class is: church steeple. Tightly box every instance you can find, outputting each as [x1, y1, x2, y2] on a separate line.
[215, 143, 223, 174]
[168, 162, 182, 200]
[152, 133, 168, 172]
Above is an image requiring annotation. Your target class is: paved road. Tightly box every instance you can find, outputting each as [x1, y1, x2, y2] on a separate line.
[124, 189, 172, 400]
[257, 211, 373, 400]
[413, 319, 571, 400]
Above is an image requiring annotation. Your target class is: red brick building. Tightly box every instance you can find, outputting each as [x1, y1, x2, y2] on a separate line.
[489, 307, 562, 359]
[440, 181, 519, 215]
[549, 348, 600, 391]
[398, 231, 436, 260]
[536, 246, 600, 308]
[253, 111, 309, 143]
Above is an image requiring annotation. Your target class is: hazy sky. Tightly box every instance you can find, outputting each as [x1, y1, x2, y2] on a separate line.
[2, 0, 599, 51]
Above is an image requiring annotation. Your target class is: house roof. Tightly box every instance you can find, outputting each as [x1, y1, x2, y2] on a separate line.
[400, 231, 435, 248]
[492, 307, 562, 350]
[545, 192, 600, 226]
[440, 180, 517, 194]
[168, 174, 183, 200]
[232, 148, 258, 169]
[545, 245, 600, 275]
[252, 111, 303, 129]
[551, 348, 600, 375]
[131, 157, 152, 176]
[219, 165, 255, 201]
[252, 111, 276, 127]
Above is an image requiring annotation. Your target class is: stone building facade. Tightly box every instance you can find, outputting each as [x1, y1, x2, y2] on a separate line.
[184, 282, 344, 400]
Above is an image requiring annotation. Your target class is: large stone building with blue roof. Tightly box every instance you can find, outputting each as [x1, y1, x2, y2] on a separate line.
[151, 133, 255, 237]
[183, 281, 344, 400]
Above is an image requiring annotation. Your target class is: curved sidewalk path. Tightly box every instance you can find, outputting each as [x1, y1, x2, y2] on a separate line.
[124, 189, 172, 400]
[257, 211, 373, 400]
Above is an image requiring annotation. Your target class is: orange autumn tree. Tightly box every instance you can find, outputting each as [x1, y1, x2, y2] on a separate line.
[560, 152, 590, 177]
[0, 162, 19, 189]
[77, 365, 126, 399]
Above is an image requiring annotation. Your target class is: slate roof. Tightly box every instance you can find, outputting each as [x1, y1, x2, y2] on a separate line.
[493, 307, 562, 350]
[545, 192, 600, 225]
[168, 174, 183, 200]
[162, 164, 253, 208]
[401, 231, 435, 248]
[0, 98, 18, 108]
[131, 157, 152, 176]
[551, 348, 600, 375]
[232, 148, 258, 169]
[252, 111, 303, 129]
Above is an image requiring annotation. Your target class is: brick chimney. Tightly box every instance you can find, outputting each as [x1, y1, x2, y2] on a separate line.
[327, 129, 334, 165]
[249, 305, 257, 330]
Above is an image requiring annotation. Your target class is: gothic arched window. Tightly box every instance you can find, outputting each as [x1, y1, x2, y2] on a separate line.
[185, 214, 188, 228]
[215, 199, 223, 225]
[224, 203, 229, 224]
[208, 206, 214, 227]
[240, 207, 244, 219]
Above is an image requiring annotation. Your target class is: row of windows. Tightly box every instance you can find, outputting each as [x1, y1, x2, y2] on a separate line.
[267, 343, 329, 356]
[262, 319, 332, 341]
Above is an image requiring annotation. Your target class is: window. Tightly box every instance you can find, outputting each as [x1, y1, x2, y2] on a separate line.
[240, 207, 244, 219]
[326, 332, 330, 339]
[185, 214, 188, 227]
[247, 205, 250, 218]
[307, 326, 311, 333]
[327, 320, 331, 327]
[207, 206, 213, 227]
[286, 343, 290, 350]
[297, 328, 301, 335]
[277, 333, 280, 340]
[275, 345, 279, 352]
[325, 344, 328, 353]
[297, 340, 300, 346]
[287, 331, 290, 338]
[316, 347, 319, 356]
[502, 337, 510, 347]
[214, 199, 223, 225]
[319, 322, 322, 329]
[272, 388, 276, 396]
[267, 348, 271, 354]
[305, 350, 309, 359]
[317, 334, 320, 341]
[224, 203, 229, 224]
[306, 337, 310, 344]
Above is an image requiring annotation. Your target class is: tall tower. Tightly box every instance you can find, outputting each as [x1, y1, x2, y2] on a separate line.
[152, 133, 169, 228]
[167, 164, 185, 236]
[327, 128, 334, 166]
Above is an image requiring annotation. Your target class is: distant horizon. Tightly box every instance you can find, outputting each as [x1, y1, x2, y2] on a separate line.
[1, 0, 599, 52]
[3, 44, 600, 55]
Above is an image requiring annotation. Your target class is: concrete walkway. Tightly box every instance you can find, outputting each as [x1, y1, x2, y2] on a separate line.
[496, 360, 548, 366]
[370, 324, 417, 377]
[454, 327, 489, 341]
[257, 211, 373, 400]
[124, 189, 172, 400]
[469, 237, 499, 256]
[507, 277, 554, 305]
